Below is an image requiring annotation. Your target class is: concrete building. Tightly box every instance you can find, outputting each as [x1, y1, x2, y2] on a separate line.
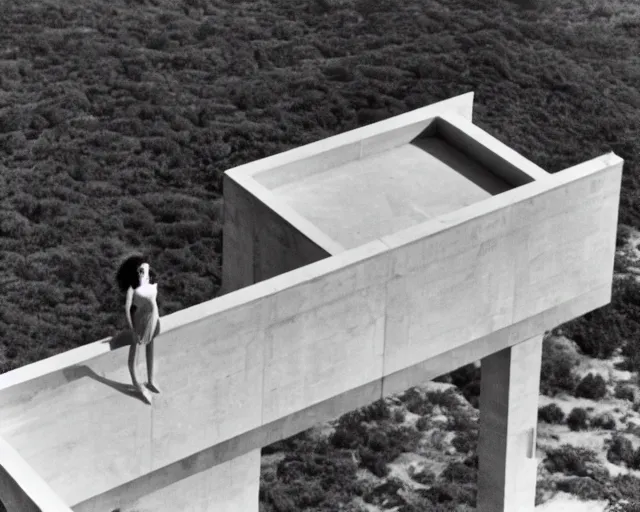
[0, 92, 623, 512]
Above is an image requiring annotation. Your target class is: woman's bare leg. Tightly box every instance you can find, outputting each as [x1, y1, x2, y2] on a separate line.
[129, 342, 152, 404]
[146, 340, 160, 393]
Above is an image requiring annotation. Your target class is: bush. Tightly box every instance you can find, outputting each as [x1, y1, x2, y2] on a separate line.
[393, 408, 405, 423]
[545, 444, 598, 476]
[539, 403, 565, 424]
[567, 407, 589, 431]
[359, 399, 392, 423]
[400, 387, 433, 416]
[410, 468, 436, 486]
[415, 416, 429, 432]
[615, 383, 636, 402]
[592, 412, 616, 430]
[446, 408, 477, 432]
[575, 373, 608, 400]
[426, 389, 461, 410]
[358, 446, 388, 477]
[631, 447, 640, 471]
[607, 435, 634, 466]
[556, 477, 607, 501]
[420, 482, 476, 507]
[561, 277, 640, 362]
[441, 461, 477, 484]
[540, 337, 580, 396]
[452, 430, 477, 454]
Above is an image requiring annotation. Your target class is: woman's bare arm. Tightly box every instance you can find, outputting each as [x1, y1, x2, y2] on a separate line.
[125, 287, 135, 333]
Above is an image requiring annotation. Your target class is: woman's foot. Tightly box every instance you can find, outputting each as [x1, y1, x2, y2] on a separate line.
[137, 385, 153, 404]
[146, 382, 161, 394]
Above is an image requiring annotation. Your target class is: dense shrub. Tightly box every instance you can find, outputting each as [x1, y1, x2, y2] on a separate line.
[452, 430, 477, 454]
[538, 403, 565, 424]
[631, 448, 640, 471]
[611, 474, 640, 504]
[363, 478, 406, 508]
[592, 412, 616, 430]
[556, 477, 607, 501]
[607, 435, 634, 466]
[560, 277, 640, 363]
[393, 408, 405, 423]
[415, 416, 429, 432]
[359, 399, 391, 423]
[545, 444, 598, 477]
[420, 482, 476, 507]
[575, 373, 608, 400]
[400, 388, 433, 416]
[358, 446, 388, 477]
[540, 337, 580, 396]
[567, 407, 589, 431]
[441, 461, 476, 484]
[439, 363, 481, 409]
[615, 383, 636, 402]
[446, 409, 477, 432]
[410, 468, 436, 486]
[425, 389, 461, 410]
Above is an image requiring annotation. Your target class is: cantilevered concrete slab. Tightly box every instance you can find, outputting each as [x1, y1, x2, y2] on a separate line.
[0, 92, 623, 512]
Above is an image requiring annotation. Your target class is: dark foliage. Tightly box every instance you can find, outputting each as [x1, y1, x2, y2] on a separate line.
[436, 363, 481, 408]
[544, 444, 598, 477]
[615, 383, 636, 402]
[540, 336, 580, 396]
[592, 413, 616, 430]
[558, 277, 640, 366]
[556, 477, 607, 501]
[538, 403, 565, 424]
[567, 407, 589, 431]
[451, 430, 477, 454]
[607, 435, 634, 466]
[575, 373, 608, 400]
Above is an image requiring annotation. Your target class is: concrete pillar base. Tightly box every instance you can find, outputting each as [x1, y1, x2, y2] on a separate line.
[477, 334, 543, 512]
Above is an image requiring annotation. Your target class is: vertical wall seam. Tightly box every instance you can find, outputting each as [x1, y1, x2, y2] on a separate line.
[379, 248, 392, 402]
[149, 400, 154, 474]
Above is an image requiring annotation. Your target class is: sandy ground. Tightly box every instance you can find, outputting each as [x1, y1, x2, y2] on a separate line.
[536, 492, 609, 512]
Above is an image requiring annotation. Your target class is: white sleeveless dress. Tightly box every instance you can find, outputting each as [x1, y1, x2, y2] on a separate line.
[131, 283, 160, 346]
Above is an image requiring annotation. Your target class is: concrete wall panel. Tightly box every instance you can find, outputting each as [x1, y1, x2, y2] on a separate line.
[382, 155, 622, 376]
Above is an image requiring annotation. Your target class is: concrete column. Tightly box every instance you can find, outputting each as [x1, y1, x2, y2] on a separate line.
[477, 334, 542, 512]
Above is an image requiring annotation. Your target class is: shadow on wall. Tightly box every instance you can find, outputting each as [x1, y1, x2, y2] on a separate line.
[60, 329, 149, 404]
[107, 329, 136, 350]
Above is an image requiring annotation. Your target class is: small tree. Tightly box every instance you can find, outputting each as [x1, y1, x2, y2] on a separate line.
[539, 403, 565, 424]
[567, 407, 589, 431]
[575, 373, 607, 400]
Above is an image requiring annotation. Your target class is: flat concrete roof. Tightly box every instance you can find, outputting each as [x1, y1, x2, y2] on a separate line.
[265, 136, 512, 250]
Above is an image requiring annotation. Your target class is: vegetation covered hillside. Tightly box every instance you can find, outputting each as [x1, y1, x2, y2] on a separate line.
[0, 0, 639, 372]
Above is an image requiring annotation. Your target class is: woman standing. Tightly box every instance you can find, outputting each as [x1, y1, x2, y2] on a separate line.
[116, 253, 161, 404]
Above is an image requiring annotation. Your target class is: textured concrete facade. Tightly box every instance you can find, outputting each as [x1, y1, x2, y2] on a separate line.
[0, 92, 623, 512]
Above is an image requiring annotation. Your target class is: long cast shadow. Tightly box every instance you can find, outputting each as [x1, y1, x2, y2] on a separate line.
[61, 329, 148, 404]
[62, 365, 143, 401]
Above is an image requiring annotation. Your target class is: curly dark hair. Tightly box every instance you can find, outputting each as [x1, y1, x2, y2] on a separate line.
[115, 253, 146, 292]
